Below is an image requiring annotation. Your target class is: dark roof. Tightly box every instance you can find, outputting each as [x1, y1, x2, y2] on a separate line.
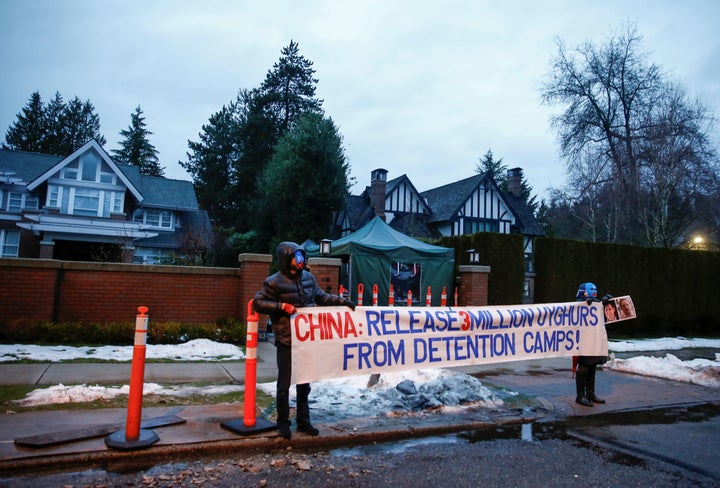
[0, 147, 198, 211]
[503, 192, 545, 236]
[388, 212, 442, 239]
[0, 149, 63, 182]
[421, 173, 489, 223]
[119, 164, 198, 210]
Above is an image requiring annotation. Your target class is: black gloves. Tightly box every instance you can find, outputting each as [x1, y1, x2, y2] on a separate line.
[343, 298, 357, 311]
[602, 294, 614, 305]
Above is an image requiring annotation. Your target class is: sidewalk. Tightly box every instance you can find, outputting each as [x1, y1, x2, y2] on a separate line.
[1, 341, 720, 474]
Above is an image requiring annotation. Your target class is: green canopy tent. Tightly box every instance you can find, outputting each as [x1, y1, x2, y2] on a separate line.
[311, 217, 455, 306]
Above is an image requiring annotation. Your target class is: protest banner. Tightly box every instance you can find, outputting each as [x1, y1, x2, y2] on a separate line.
[291, 301, 609, 384]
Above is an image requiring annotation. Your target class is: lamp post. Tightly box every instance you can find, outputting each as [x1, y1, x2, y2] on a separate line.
[691, 235, 704, 251]
[467, 249, 480, 265]
[320, 239, 332, 256]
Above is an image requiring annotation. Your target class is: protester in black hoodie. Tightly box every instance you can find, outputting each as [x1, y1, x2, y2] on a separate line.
[253, 241, 355, 439]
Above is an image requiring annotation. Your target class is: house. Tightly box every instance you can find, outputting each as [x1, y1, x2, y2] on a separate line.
[0, 140, 212, 263]
[333, 168, 544, 271]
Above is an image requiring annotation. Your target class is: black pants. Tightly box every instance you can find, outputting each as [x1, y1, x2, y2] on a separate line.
[575, 362, 599, 398]
[276, 341, 311, 428]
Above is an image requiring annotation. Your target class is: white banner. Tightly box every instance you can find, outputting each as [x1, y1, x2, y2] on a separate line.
[291, 301, 609, 384]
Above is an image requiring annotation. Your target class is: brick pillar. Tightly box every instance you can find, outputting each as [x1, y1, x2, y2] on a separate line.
[238, 253, 272, 326]
[39, 240, 54, 259]
[458, 265, 491, 306]
[308, 257, 341, 295]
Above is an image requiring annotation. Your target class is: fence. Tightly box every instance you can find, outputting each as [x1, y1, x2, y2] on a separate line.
[0, 257, 491, 326]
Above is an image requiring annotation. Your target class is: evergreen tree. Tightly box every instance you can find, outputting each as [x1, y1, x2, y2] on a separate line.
[183, 40, 326, 239]
[60, 96, 106, 154]
[256, 112, 351, 247]
[232, 41, 324, 234]
[3, 92, 46, 152]
[181, 101, 244, 229]
[476, 148, 539, 214]
[42, 92, 67, 154]
[3, 91, 106, 156]
[112, 105, 164, 176]
[475, 148, 508, 185]
[256, 39, 323, 132]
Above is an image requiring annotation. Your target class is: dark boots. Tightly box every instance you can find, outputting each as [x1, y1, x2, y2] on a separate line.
[295, 383, 319, 436]
[575, 367, 593, 406]
[586, 369, 605, 403]
[575, 365, 605, 406]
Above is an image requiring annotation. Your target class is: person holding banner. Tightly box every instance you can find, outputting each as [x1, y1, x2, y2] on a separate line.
[253, 242, 356, 440]
[573, 282, 611, 407]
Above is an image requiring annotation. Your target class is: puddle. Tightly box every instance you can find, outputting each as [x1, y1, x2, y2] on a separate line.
[330, 403, 720, 458]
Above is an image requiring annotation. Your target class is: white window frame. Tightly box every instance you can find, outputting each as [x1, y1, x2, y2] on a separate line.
[70, 187, 102, 216]
[134, 208, 174, 229]
[47, 185, 62, 208]
[7, 192, 39, 212]
[0, 229, 20, 257]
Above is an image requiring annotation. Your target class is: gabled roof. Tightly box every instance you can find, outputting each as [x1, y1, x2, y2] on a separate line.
[0, 142, 199, 211]
[421, 173, 493, 223]
[26, 140, 144, 202]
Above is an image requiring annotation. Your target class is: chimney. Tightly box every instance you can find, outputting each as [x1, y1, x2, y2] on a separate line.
[370, 168, 388, 221]
[507, 167, 523, 198]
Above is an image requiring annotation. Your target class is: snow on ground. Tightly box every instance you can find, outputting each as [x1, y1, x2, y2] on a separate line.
[3, 337, 720, 408]
[0, 338, 245, 362]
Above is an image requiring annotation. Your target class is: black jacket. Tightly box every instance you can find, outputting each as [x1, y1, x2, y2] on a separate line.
[253, 241, 350, 346]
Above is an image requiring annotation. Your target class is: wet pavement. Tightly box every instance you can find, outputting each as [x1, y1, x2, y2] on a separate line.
[1, 341, 719, 476]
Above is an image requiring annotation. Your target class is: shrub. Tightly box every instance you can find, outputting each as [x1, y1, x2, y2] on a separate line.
[0, 318, 246, 346]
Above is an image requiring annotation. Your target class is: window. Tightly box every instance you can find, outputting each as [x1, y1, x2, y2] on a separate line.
[134, 247, 166, 264]
[0, 229, 20, 257]
[134, 209, 173, 229]
[80, 153, 99, 182]
[24, 194, 39, 210]
[62, 167, 78, 180]
[72, 188, 101, 216]
[47, 185, 61, 207]
[8, 193, 22, 212]
[6, 192, 38, 212]
[464, 219, 500, 234]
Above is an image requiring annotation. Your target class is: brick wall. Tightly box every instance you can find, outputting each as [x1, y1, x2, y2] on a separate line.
[0, 257, 488, 326]
[0, 257, 271, 325]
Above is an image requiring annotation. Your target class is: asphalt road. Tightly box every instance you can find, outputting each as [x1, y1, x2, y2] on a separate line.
[3, 403, 718, 487]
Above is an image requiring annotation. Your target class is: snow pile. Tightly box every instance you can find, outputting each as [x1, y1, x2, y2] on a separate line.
[258, 368, 504, 419]
[605, 353, 720, 388]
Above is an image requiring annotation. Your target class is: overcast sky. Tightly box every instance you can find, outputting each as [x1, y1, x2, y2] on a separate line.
[1, 1, 718, 199]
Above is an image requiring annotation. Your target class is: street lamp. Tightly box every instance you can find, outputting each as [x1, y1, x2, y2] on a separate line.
[467, 249, 480, 264]
[320, 239, 332, 256]
[692, 235, 704, 250]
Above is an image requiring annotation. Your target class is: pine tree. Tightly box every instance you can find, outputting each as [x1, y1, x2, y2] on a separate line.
[3, 91, 106, 156]
[3, 92, 46, 152]
[181, 101, 244, 228]
[112, 105, 164, 176]
[256, 112, 351, 246]
[60, 96, 106, 154]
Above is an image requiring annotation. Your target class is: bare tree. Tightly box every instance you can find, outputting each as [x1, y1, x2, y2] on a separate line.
[541, 23, 718, 246]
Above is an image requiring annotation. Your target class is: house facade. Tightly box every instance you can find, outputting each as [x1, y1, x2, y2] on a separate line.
[333, 167, 544, 271]
[0, 140, 212, 263]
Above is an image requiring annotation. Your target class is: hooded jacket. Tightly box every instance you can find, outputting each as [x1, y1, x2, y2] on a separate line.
[253, 241, 350, 346]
